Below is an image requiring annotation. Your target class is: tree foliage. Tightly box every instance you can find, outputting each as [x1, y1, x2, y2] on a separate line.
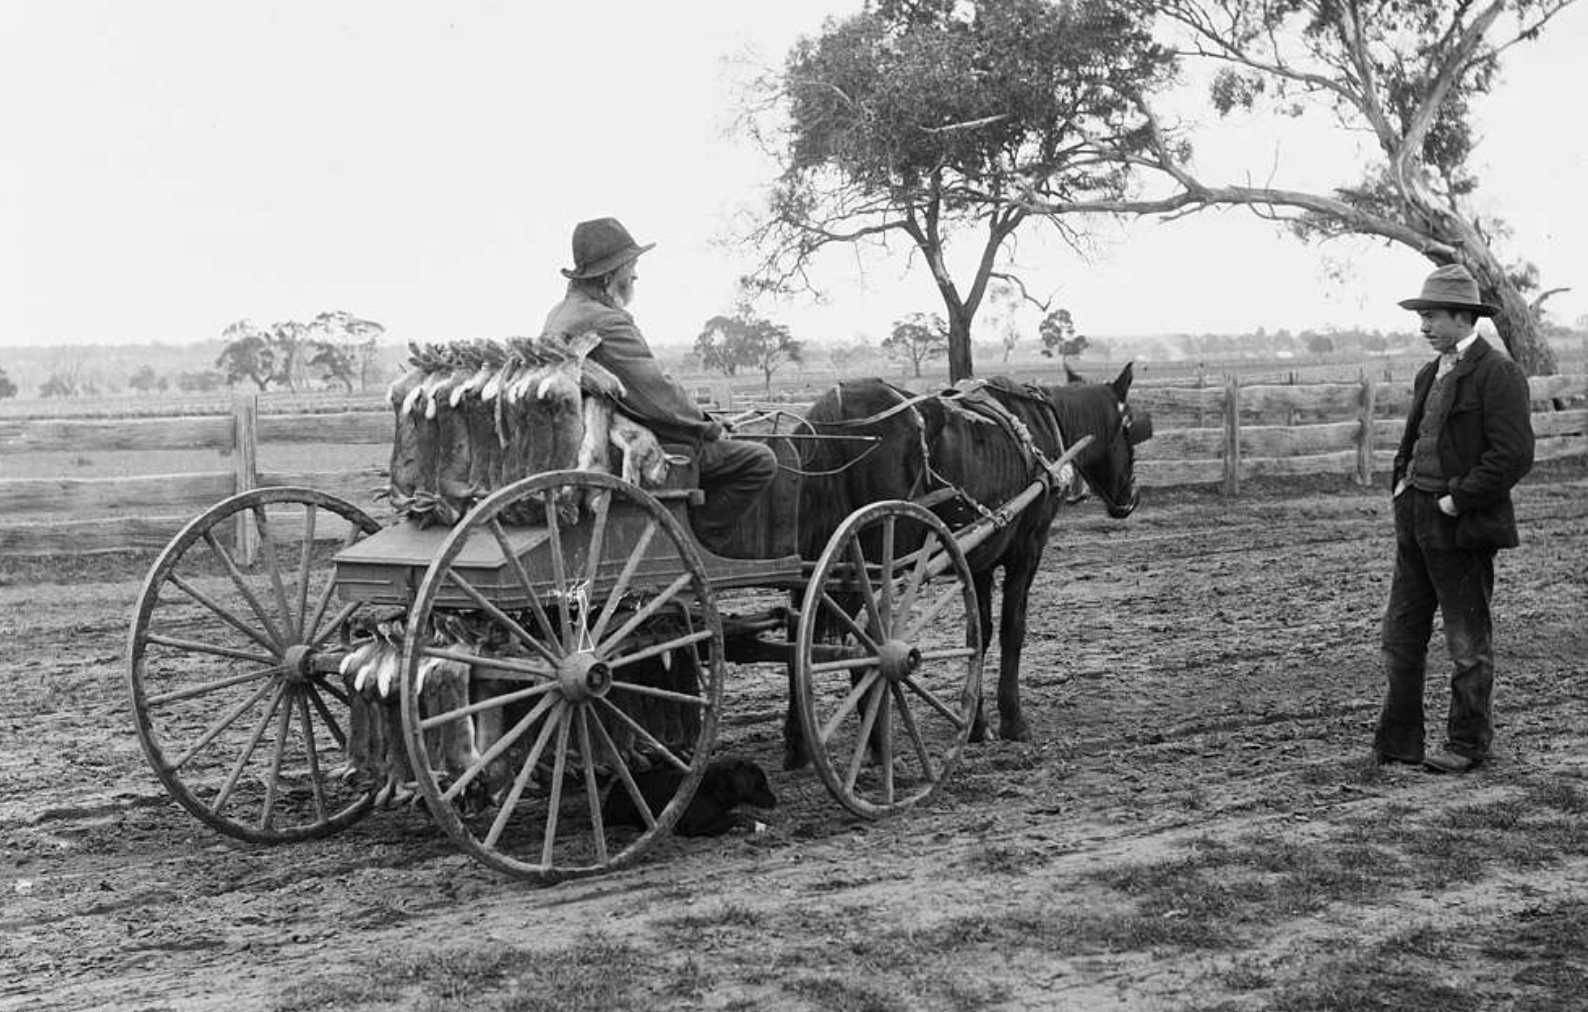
[0, 367, 16, 400]
[217, 311, 385, 391]
[743, 0, 1174, 381]
[882, 311, 950, 377]
[1037, 0, 1577, 375]
[1038, 307, 1088, 361]
[127, 364, 168, 394]
[695, 302, 804, 391]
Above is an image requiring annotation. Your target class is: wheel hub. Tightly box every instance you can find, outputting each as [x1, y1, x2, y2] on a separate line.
[557, 652, 612, 702]
[281, 644, 314, 684]
[877, 639, 920, 682]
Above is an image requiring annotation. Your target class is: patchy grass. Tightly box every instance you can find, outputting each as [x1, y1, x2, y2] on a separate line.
[268, 934, 670, 1012]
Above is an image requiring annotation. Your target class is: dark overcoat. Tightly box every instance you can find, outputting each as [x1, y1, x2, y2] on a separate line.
[1392, 338, 1535, 550]
[542, 288, 721, 449]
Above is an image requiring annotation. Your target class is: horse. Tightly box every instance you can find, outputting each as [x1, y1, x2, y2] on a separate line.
[783, 364, 1151, 767]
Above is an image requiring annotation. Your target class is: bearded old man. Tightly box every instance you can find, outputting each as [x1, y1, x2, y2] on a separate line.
[541, 217, 776, 556]
[1374, 263, 1535, 774]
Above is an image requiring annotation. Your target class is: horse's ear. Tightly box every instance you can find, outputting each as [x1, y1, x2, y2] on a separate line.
[1064, 363, 1086, 385]
[1110, 361, 1135, 401]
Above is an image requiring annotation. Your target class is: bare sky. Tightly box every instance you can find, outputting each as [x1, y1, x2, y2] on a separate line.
[2, 1, 1584, 352]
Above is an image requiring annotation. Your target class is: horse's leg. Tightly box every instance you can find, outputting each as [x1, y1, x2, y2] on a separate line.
[969, 567, 996, 743]
[997, 553, 1040, 743]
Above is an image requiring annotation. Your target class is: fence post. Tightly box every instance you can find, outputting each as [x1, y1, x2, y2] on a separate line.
[1222, 374, 1241, 496]
[1356, 369, 1376, 486]
[233, 393, 259, 564]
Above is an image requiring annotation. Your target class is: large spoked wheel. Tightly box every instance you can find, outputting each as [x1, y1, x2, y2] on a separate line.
[401, 470, 724, 882]
[128, 487, 382, 842]
[796, 500, 981, 818]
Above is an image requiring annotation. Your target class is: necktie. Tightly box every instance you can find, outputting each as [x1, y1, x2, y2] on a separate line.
[1436, 351, 1459, 380]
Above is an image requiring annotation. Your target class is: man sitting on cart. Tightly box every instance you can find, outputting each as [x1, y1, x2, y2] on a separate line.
[542, 216, 776, 557]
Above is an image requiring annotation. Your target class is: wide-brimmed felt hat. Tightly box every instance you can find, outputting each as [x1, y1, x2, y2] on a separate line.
[561, 217, 655, 280]
[1398, 263, 1499, 317]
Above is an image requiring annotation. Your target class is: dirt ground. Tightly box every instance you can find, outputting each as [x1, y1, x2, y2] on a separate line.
[2, 465, 1585, 1012]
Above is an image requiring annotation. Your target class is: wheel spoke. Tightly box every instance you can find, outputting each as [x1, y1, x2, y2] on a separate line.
[890, 681, 935, 778]
[201, 530, 288, 649]
[819, 668, 883, 745]
[443, 692, 558, 803]
[901, 675, 968, 730]
[894, 530, 942, 627]
[168, 676, 278, 771]
[846, 538, 888, 639]
[303, 681, 349, 751]
[586, 707, 656, 829]
[146, 664, 282, 706]
[296, 690, 329, 823]
[818, 593, 881, 655]
[879, 513, 896, 627]
[844, 682, 886, 793]
[606, 628, 713, 672]
[540, 707, 574, 868]
[212, 681, 287, 817]
[143, 634, 276, 668]
[257, 686, 296, 830]
[302, 518, 366, 642]
[594, 697, 691, 774]
[438, 570, 559, 666]
[420, 645, 554, 683]
[878, 687, 894, 805]
[488, 518, 562, 650]
[595, 573, 694, 657]
[294, 503, 317, 639]
[251, 505, 298, 641]
[543, 491, 575, 651]
[484, 700, 565, 849]
[810, 654, 882, 675]
[578, 708, 608, 865]
[906, 584, 965, 641]
[589, 518, 658, 645]
[606, 680, 710, 709]
[166, 573, 279, 655]
[581, 489, 612, 593]
[306, 601, 363, 651]
[418, 680, 557, 732]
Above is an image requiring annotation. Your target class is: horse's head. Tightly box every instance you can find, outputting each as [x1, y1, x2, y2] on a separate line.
[1047, 362, 1152, 519]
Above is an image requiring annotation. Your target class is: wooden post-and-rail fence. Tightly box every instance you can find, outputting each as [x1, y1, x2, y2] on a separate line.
[1, 377, 1585, 558]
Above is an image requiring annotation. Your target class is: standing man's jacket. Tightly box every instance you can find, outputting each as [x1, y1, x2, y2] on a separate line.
[542, 288, 722, 449]
[1391, 338, 1534, 551]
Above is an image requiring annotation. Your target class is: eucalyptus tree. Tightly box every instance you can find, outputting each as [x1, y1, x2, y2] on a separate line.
[742, 0, 1173, 381]
[1040, 0, 1577, 375]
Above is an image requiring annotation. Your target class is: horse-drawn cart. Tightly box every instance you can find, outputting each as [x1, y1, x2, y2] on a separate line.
[126, 373, 1099, 882]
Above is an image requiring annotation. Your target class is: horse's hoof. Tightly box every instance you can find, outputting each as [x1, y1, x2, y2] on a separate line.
[782, 749, 810, 772]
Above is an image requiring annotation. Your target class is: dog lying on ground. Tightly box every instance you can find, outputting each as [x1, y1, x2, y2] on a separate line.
[602, 758, 776, 837]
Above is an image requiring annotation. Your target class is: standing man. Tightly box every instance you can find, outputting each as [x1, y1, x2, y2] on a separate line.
[1374, 264, 1535, 773]
[542, 217, 776, 555]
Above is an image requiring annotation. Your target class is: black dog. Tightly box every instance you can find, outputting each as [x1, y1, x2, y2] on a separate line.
[602, 758, 776, 837]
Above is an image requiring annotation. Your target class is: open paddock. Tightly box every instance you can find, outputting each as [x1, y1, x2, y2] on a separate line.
[3, 461, 1585, 1011]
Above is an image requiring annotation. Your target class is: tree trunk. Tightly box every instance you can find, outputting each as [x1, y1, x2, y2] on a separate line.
[1457, 252, 1559, 375]
[946, 309, 974, 382]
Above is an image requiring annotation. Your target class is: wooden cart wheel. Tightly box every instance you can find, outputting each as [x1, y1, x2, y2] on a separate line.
[796, 500, 981, 818]
[401, 470, 724, 882]
[128, 487, 382, 842]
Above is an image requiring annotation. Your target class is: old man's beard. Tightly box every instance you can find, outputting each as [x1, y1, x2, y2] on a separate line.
[607, 275, 635, 308]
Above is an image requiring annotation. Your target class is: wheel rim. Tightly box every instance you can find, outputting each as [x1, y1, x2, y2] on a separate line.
[796, 501, 981, 818]
[127, 487, 381, 843]
[402, 470, 724, 882]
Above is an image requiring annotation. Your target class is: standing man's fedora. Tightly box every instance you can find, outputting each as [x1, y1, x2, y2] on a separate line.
[1398, 263, 1500, 317]
[561, 217, 655, 280]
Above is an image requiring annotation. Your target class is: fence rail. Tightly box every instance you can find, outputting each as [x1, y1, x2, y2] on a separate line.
[2, 375, 1585, 556]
